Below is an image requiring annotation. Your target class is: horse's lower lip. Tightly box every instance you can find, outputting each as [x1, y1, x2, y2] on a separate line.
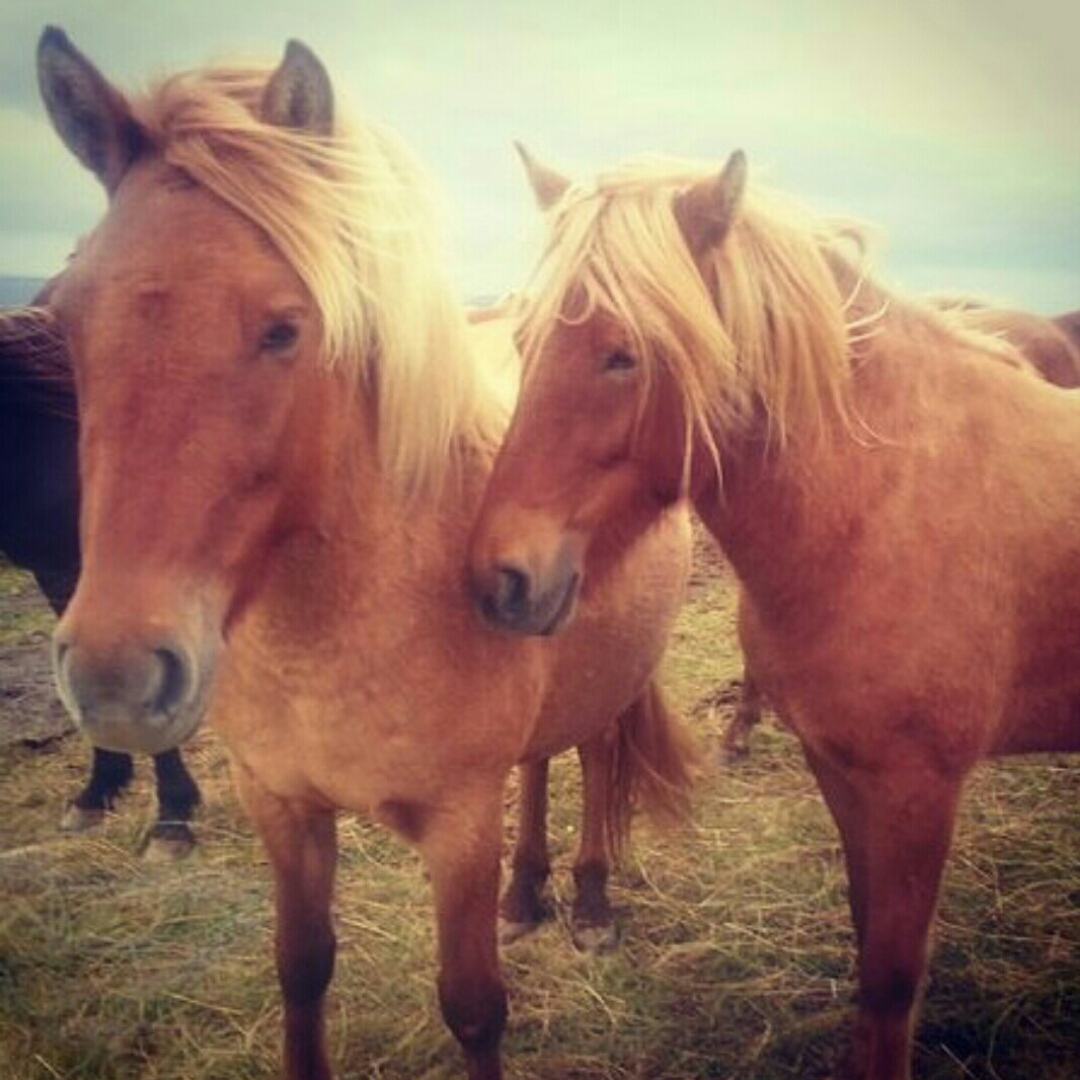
[80, 712, 203, 755]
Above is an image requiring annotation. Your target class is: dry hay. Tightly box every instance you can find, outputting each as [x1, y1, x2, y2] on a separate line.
[1, 560, 1078, 1079]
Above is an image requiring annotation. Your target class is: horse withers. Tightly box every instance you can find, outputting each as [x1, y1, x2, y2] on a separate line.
[468, 146, 1080, 1080]
[36, 28, 696, 1080]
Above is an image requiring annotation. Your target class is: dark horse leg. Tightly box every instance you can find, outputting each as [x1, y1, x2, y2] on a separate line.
[61, 746, 134, 831]
[144, 749, 202, 859]
[569, 729, 620, 952]
[61, 747, 201, 858]
[499, 738, 621, 953]
[499, 759, 554, 943]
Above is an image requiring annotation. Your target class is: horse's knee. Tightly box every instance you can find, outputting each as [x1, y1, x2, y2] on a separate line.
[438, 972, 507, 1061]
[858, 960, 922, 1019]
[277, 926, 336, 1007]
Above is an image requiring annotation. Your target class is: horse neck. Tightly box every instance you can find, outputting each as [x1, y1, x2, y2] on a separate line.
[695, 429, 862, 618]
[693, 301, 927, 617]
[254, 379, 485, 634]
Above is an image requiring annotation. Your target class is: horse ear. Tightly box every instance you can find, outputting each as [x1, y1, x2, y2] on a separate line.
[37, 26, 143, 194]
[262, 40, 334, 136]
[674, 150, 748, 258]
[514, 142, 571, 211]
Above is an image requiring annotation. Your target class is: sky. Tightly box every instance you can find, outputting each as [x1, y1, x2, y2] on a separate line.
[0, 0, 1077, 311]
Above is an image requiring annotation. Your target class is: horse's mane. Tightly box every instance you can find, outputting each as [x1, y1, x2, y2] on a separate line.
[130, 64, 507, 499]
[0, 305, 75, 418]
[519, 156, 1018, 470]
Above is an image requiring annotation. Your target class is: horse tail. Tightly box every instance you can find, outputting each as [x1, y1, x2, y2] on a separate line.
[603, 679, 700, 862]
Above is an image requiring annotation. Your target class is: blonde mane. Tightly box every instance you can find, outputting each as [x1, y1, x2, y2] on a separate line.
[130, 63, 507, 500]
[520, 157, 1015, 471]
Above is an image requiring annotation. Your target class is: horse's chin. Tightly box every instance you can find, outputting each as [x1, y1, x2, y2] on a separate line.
[81, 707, 206, 756]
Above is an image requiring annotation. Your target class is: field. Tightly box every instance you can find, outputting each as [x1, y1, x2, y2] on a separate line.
[1, 550, 1079, 1080]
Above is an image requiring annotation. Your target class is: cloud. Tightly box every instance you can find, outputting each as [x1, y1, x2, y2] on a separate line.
[1, 0, 1077, 307]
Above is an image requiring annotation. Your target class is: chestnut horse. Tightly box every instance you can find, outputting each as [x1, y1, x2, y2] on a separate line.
[0, 297, 201, 856]
[468, 148, 1080, 1080]
[718, 301, 1080, 762]
[36, 28, 696, 1080]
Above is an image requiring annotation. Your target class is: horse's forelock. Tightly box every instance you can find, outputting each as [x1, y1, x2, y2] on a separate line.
[523, 159, 874, 480]
[124, 63, 504, 501]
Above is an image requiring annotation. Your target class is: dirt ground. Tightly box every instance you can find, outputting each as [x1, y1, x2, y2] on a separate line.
[0, 573, 72, 747]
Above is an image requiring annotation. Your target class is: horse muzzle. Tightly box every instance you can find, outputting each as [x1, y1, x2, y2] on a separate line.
[53, 624, 217, 754]
[469, 525, 586, 637]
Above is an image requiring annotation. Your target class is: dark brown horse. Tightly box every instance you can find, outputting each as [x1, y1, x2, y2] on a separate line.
[0, 297, 200, 857]
[468, 147, 1080, 1080]
[36, 29, 696, 1080]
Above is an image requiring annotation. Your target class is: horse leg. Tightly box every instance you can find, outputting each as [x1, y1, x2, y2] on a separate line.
[500, 759, 553, 943]
[719, 667, 763, 764]
[61, 747, 134, 831]
[423, 793, 507, 1080]
[142, 749, 202, 861]
[805, 747, 963, 1080]
[235, 766, 337, 1080]
[570, 731, 619, 952]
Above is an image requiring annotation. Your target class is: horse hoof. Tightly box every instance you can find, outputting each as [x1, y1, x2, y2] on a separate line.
[500, 919, 542, 946]
[571, 921, 621, 954]
[141, 824, 196, 862]
[60, 804, 105, 832]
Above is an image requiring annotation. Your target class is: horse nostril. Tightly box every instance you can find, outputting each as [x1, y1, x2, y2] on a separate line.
[486, 563, 532, 622]
[151, 647, 190, 715]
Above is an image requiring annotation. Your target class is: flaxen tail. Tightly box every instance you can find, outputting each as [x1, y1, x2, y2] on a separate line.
[603, 679, 701, 861]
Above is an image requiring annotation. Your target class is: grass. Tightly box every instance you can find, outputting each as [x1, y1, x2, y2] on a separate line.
[1, 554, 1078, 1079]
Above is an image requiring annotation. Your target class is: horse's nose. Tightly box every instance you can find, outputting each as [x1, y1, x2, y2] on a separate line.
[471, 556, 581, 637]
[478, 563, 534, 628]
[53, 635, 197, 753]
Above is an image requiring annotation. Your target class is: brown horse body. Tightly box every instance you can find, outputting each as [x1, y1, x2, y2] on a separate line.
[469, 150, 1080, 1079]
[721, 302, 1080, 761]
[36, 31, 695, 1080]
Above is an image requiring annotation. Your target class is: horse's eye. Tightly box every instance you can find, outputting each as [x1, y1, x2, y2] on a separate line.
[603, 349, 637, 375]
[259, 320, 299, 354]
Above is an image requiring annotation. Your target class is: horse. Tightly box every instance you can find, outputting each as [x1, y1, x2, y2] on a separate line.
[717, 301, 1080, 763]
[35, 28, 698, 1080]
[0, 295, 201, 858]
[465, 302, 689, 952]
[467, 146, 1080, 1080]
